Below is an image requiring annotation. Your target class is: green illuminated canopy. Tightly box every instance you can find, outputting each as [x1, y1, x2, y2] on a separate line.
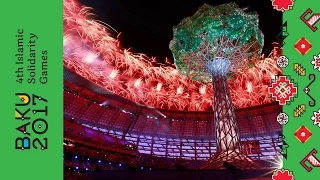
[169, 3, 264, 83]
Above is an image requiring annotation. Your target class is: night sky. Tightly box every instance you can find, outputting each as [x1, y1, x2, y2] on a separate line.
[80, 0, 282, 63]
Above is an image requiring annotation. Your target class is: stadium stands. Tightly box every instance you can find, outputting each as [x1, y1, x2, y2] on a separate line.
[64, 80, 283, 161]
[63, 78, 283, 179]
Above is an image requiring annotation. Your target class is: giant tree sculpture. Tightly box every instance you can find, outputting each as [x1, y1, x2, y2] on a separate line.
[169, 3, 264, 169]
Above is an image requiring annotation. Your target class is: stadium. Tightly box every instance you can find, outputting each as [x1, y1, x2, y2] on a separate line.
[63, 0, 283, 179]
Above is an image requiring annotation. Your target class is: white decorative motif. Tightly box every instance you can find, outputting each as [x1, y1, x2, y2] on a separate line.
[308, 15, 320, 26]
[276, 55, 289, 68]
[277, 112, 289, 125]
[311, 53, 320, 71]
[311, 109, 320, 127]
[308, 155, 320, 166]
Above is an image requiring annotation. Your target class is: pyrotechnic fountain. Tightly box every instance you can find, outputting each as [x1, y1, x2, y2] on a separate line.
[169, 3, 264, 169]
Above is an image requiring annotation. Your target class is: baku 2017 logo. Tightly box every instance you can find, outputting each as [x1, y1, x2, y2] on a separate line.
[15, 93, 48, 150]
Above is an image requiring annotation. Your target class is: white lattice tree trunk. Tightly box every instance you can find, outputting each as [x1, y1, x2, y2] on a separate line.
[202, 58, 257, 169]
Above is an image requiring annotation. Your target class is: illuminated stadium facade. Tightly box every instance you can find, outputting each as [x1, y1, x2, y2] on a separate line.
[64, 73, 282, 162]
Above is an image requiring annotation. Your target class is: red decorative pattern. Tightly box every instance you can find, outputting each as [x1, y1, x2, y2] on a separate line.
[294, 126, 312, 143]
[311, 109, 320, 127]
[294, 37, 312, 55]
[268, 76, 297, 105]
[272, 169, 294, 180]
[311, 53, 320, 71]
[272, 0, 294, 12]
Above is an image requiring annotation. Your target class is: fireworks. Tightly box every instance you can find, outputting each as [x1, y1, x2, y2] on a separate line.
[63, 0, 281, 111]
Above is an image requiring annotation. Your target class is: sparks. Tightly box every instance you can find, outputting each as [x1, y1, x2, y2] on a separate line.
[63, 0, 282, 111]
